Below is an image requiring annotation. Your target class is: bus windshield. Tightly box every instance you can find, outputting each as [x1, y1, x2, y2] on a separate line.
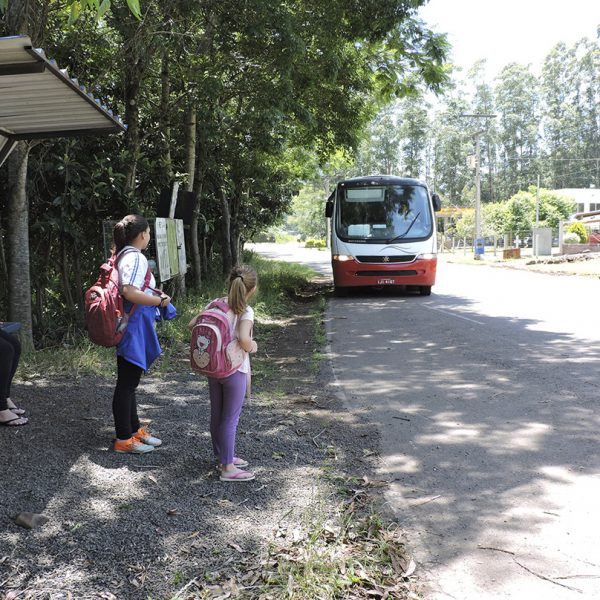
[336, 184, 433, 242]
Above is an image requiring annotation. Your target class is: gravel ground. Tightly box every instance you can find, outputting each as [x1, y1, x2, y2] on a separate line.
[0, 298, 383, 600]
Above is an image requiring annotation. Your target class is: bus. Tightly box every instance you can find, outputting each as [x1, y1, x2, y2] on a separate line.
[325, 175, 441, 295]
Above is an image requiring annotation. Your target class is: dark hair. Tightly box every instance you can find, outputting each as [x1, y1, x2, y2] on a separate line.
[112, 215, 149, 253]
[227, 265, 258, 315]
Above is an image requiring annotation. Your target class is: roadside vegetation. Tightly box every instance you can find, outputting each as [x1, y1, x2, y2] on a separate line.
[18, 254, 316, 379]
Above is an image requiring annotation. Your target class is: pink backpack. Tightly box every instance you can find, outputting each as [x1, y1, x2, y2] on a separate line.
[84, 250, 150, 347]
[190, 299, 245, 378]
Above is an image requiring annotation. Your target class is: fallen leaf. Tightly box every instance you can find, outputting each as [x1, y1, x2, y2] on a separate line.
[229, 542, 245, 553]
[402, 558, 416, 578]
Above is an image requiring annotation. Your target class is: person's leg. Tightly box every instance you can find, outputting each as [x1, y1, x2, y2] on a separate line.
[0, 330, 21, 399]
[0, 335, 27, 425]
[0, 334, 14, 411]
[112, 356, 144, 440]
[208, 377, 224, 459]
[0, 330, 24, 414]
[217, 370, 247, 467]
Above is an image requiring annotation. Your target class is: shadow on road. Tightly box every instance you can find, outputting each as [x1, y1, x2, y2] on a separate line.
[327, 287, 600, 597]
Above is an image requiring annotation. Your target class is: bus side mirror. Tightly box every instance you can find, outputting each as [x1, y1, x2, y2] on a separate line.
[431, 193, 441, 212]
[325, 200, 333, 218]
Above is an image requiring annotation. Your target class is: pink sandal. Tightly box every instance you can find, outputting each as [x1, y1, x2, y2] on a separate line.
[220, 469, 255, 482]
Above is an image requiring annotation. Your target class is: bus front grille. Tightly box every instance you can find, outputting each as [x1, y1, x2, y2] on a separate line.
[356, 270, 418, 277]
[355, 255, 416, 263]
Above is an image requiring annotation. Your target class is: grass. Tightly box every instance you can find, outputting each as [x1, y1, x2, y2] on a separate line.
[311, 295, 327, 373]
[18, 253, 321, 379]
[180, 477, 418, 600]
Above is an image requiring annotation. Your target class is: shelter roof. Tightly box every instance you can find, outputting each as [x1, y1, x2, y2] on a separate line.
[0, 35, 126, 165]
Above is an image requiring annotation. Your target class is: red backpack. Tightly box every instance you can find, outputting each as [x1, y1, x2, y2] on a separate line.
[190, 299, 245, 378]
[84, 250, 151, 347]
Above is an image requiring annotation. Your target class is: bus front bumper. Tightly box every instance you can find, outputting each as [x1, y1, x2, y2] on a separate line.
[332, 256, 437, 288]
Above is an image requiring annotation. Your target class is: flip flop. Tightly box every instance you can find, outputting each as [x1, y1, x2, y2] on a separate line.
[220, 470, 255, 482]
[6, 400, 25, 415]
[0, 416, 28, 427]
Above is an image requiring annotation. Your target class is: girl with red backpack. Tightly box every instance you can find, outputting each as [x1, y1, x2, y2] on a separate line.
[189, 265, 258, 481]
[111, 215, 171, 454]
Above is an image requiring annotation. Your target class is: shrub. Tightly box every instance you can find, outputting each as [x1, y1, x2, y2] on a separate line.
[252, 231, 276, 243]
[305, 239, 326, 248]
[563, 232, 580, 244]
[566, 222, 588, 243]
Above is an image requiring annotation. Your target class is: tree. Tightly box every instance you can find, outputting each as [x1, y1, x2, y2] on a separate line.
[398, 96, 430, 178]
[494, 63, 541, 198]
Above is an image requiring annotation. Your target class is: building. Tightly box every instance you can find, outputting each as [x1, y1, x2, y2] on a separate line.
[555, 188, 600, 214]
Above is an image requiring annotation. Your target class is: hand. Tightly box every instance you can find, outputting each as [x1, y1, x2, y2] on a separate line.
[249, 340, 258, 354]
[159, 294, 172, 307]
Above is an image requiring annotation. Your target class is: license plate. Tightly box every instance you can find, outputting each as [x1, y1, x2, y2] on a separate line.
[377, 278, 395, 285]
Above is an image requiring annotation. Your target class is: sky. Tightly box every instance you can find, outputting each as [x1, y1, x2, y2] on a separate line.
[418, 0, 599, 77]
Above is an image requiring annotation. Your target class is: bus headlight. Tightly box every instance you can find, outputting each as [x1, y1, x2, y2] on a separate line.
[333, 254, 354, 262]
[417, 253, 437, 260]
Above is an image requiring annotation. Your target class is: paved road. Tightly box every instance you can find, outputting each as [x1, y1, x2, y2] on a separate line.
[252, 244, 600, 599]
[247, 242, 332, 278]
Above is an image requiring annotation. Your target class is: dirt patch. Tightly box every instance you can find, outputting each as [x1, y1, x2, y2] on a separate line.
[0, 286, 409, 599]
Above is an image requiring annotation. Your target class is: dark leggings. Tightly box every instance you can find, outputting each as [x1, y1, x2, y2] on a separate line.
[112, 355, 143, 440]
[0, 329, 21, 411]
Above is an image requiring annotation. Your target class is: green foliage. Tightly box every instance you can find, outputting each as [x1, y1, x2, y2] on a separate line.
[448, 188, 575, 238]
[18, 253, 318, 377]
[288, 185, 328, 241]
[305, 239, 326, 249]
[566, 221, 588, 243]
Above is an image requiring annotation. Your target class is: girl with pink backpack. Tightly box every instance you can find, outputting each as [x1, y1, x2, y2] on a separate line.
[189, 265, 258, 482]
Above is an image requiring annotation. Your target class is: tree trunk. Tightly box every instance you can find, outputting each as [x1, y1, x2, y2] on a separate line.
[0, 224, 7, 284]
[190, 112, 204, 289]
[219, 189, 232, 275]
[124, 71, 141, 195]
[230, 195, 240, 266]
[60, 237, 75, 313]
[159, 47, 172, 184]
[185, 106, 196, 192]
[7, 142, 33, 348]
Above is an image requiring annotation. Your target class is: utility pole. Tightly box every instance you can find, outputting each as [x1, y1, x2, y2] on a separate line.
[460, 113, 496, 259]
[475, 134, 481, 242]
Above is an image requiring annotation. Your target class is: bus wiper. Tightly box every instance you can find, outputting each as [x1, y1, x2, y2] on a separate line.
[387, 212, 421, 243]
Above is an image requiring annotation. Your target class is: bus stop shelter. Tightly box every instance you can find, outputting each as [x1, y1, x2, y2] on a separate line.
[0, 34, 126, 166]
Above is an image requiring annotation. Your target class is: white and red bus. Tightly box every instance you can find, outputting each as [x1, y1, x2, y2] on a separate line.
[325, 176, 441, 295]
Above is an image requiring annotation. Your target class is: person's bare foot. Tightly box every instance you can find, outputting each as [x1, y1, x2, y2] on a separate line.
[0, 409, 28, 426]
[6, 398, 25, 415]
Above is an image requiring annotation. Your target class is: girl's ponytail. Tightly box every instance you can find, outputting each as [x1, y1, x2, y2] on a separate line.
[112, 214, 149, 253]
[227, 265, 258, 315]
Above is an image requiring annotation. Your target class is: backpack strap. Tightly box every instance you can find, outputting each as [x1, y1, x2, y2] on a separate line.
[115, 247, 155, 316]
[209, 299, 231, 314]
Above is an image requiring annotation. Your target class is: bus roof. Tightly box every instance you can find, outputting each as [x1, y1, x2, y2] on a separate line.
[337, 176, 426, 189]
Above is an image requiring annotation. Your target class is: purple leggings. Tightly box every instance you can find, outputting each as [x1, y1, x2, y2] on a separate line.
[208, 370, 247, 465]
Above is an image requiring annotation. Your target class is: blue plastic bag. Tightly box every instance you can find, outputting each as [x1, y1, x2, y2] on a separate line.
[155, 303, 178, 321]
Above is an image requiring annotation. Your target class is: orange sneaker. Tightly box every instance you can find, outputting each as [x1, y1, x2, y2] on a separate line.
[113, 437, 154, 454]
[133, 426, 162, 447]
